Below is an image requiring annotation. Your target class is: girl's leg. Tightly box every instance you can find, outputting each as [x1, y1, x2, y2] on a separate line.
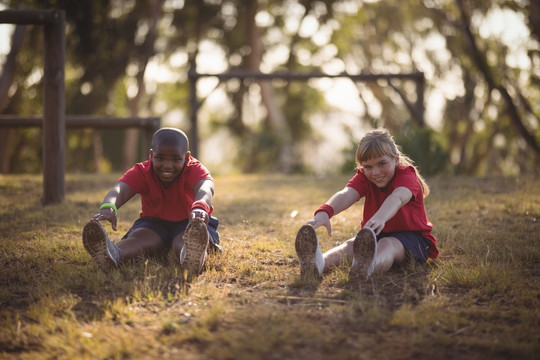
[373, 236, 406, 273]
[322, 238, 355, 272]
[116, 228, 163, 261]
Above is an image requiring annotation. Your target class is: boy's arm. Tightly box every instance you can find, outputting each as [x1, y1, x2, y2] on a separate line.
[190, 179, 214, 224]
[364, 186, 412, 235]
[91, 181, 134, 230]
[307, 186, 360, 236]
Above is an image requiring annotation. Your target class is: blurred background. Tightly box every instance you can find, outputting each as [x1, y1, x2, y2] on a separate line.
[0, 0, 538, 177]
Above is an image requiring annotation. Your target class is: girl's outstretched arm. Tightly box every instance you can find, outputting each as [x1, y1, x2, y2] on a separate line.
[364, 186, 412, 234]
[307, 186, 360, 236]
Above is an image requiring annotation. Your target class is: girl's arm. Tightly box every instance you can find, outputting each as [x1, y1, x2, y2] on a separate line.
[190, 179, 215, 224]
[364, 186, 412, 235]
[307, 186, 360, 236]
[91, 181, 135, 230]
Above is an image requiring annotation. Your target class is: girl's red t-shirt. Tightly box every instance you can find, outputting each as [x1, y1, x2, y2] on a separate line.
[346, 165, 439, 258]
[118, 155, 213, 222]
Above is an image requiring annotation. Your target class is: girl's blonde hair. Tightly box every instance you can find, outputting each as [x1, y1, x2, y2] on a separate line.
[355, 128, 430, 197]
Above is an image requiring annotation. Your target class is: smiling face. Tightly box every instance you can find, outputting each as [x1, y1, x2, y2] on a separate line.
[360, 155, 398, 188]
[150, 144, 188, 187]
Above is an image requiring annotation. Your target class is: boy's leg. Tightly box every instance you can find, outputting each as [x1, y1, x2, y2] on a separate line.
[116, 227, 163, 260]
[173, 218, 209, 281]
[82, 220, 121, 271]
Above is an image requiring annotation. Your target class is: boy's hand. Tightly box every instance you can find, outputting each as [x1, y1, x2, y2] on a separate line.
[307, 212, 332, 236]
[91, 209, 118, 231]
[190, 208, 209, 225]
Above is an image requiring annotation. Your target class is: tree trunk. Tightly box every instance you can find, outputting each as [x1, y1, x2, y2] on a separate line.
[455, 0, 540, 154]
[122, 0, 162, 169]
[245, 0, 293, 172]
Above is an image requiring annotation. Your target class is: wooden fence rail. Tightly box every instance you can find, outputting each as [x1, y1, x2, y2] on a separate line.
[0, 115, 161, 174]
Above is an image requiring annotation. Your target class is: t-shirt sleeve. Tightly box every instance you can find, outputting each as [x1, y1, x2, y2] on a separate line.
[184, 157, 213, 191]
[393, 166, 422, 201]
[118, 164, 145, 194]
[346, 170, 369, 198]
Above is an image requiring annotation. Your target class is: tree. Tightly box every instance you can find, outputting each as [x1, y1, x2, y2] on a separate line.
[1, 0, 538, 175]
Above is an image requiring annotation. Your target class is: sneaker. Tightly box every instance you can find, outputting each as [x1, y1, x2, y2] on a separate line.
[295, 225, 324, 280]
[180, 219, 209, 281]
[349, 227, 377, 281]
[82, 220, 121, 271]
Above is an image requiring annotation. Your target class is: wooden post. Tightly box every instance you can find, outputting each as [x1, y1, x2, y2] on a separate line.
[42, 10, 65, 204]
[142, 117, 161, 160]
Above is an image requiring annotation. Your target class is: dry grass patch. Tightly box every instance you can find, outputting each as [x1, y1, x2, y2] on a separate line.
[0, 173, 539, 359]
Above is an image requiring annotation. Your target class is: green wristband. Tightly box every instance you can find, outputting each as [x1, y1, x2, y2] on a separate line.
[100, 202, 118, 215]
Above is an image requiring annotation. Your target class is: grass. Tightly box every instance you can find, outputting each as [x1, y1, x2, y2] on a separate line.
[0, 172, 539, 359]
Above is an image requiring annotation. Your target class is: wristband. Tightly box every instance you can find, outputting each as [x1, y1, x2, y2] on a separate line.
[100, 202, 118, 215]
[314, 204, 334, 219]
[191, 200, 210, 214]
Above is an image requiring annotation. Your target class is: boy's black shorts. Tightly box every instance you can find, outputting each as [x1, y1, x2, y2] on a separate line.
[122, 216, 221, 251]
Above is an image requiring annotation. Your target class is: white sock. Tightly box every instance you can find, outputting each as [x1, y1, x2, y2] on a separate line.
[315, 243, 325, 276]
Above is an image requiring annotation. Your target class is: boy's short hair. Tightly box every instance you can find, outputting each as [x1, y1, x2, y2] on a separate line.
[151, 128, 189, 151]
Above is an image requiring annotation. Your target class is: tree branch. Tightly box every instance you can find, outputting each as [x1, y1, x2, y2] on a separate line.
[455, 0, 540, 154]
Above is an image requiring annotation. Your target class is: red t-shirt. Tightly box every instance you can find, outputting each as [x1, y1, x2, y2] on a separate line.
[118, 155, 213, 222]
[346, 165, 439, 258]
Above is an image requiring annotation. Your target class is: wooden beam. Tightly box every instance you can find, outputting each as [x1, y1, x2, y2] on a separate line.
[0, 115, 161, 129]
[0, 9, 61, 25]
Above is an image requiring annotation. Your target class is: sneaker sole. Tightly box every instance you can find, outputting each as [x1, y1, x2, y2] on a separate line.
[182, 219, 209, 281]
[295, 225, 320, 279]
[82, 220, 118, 271]
[350, 227, 377, 281]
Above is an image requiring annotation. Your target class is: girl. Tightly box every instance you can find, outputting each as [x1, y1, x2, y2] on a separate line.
[295, 128, 438, 281]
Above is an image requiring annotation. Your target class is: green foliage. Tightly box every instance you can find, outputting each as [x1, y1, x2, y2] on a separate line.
[395, 123, 449, 176]
[340, 124, 448, 176]
[1, 0, 538, 175]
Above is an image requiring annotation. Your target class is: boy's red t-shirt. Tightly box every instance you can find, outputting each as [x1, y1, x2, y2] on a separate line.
[118, 155, 213, 222]
[346, 165, 439, 258]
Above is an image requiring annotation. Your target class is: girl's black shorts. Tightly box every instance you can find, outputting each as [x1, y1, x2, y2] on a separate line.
[377, 231, 431, 263]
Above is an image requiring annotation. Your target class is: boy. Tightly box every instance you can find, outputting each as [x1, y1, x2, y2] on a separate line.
[82, 127, 220, 281]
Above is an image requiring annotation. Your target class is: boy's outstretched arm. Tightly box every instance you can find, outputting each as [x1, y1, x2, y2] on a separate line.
[307, 186, 360, 236]
[190, 179, 214, 224]
[364, 186, 412, 235]
[91, 181, 134, 231]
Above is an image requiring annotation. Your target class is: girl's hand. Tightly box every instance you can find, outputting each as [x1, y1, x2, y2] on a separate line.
[306, 211, 332, 236]
[364, 186, 413, 235]
[364, 215, 385, 235]
[91, 208, 118, 231]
